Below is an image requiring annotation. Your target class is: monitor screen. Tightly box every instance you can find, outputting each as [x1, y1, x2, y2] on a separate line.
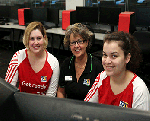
[14, 92, 150, 121]
[10, 6, 20, 20]
[135, 7, 150, 27]
[47, 8, 59, 27]
[0, 6, 11, 21]
[31, 8, 47, 23]
[76, 7, 98, 24]
[0, 77, 19, 121]
[99, 6, 121, 26]
[99, 1, 116, 7]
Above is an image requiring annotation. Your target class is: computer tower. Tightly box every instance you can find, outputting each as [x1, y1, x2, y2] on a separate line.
[18, 8, 32, 25]
[118, 11, 136, 34]
[62, 10, 76, 30]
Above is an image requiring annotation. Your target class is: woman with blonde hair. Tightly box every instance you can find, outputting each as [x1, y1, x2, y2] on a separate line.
[5, 22, 59, 96]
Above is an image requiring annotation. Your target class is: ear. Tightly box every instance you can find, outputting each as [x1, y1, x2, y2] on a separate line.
[43, 35, 46, 39]
[125, 53, 131, 64]
[86, 40, 89, 47]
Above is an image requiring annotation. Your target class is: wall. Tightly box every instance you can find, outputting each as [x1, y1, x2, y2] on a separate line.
[66, 0, 85, 10]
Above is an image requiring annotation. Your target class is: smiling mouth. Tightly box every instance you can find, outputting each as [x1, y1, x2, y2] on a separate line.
[75, 49, 79, 52]
[33, 46, 40, 49]
[105, 66, 114, 70]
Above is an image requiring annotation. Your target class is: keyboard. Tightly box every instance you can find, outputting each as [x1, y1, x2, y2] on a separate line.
[44, 25, 52, 30]
[93, 29, 113, 34]
[93, 29, 107, 34]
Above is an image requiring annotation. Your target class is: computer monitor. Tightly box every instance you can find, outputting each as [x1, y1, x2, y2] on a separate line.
[99, 1, 116, 7]
[99, 6, 121, 26]
[0, 77, 19, 121]
[76, 6, 98, 24]
[135, 7, 150, 28]
[0, 6, 11, 22]
[14, 92, 150, 121]
[31, 8, 47, 23]
[47, 8, 59, 28]
[10, 6, 20, 20]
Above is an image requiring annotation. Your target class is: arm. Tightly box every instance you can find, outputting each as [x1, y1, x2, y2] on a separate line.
[84, 71, 105, 103]
[57, 86, 66, 98]
[132, 78, 150, 111]
[84, 78, 99, 103]
[5, 52, 19, 86]
[46, 59, 60, 97]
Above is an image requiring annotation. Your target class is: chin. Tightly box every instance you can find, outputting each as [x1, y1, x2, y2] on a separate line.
[105, 71, 114, 77]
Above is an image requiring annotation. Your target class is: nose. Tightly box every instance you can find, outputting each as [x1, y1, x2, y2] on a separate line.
[105, 57, 111, 64]
[74, 41, 79, 47]
[34, 39, 39, 44]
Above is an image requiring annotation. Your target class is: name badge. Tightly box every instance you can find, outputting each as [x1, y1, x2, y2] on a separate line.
[65, 76, 72, 81]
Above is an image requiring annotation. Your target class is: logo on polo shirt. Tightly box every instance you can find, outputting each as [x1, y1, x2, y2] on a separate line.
[119, 101, 128, 108]
[83, 79, 90, 86]
[41, 76, 47, 82]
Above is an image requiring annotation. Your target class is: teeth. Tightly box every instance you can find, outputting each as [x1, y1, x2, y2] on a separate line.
[34, 47, 39, 49]
[76, 50, 79, 51]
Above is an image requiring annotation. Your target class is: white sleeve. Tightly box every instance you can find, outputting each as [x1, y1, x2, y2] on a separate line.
[132, 77, 150, 111]
[46, 56, 60, 97]
[84, 72, 105, 103]
[84, 78, 99, 103]
[5, 51, 19, 86]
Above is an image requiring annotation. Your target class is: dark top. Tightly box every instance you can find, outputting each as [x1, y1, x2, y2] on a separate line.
[58, 53, 103, 101]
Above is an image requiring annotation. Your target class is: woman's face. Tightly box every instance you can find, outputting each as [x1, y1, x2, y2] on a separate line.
[102, 40, 130, 77]
[69, 33, 88, 59]
[28, 29, 45, 54]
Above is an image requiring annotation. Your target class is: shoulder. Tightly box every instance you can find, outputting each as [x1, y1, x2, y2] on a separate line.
[61, 56, 73, 67]
[91, 55, 102, 66]
[92, 55, 101, 63]
[96, 71, 107, 87]
[132, 75, 149, 94]
[47, 51, 59, 63]
[46, 51, 60, 70]
[12, 49, 27, 61]
[13, 48, 26, 57]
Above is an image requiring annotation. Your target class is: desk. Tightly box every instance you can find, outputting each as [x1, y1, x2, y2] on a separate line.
[0, 23, 105, 53]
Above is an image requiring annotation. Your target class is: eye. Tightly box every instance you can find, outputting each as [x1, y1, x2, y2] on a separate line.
[37, 37, 42, 41]
[30, 37, 35, 41]
[70, 41, 76, 45]
[112, 55, 118, 58]
[78, 40, 83, 44]
[102, 53, 107, 58]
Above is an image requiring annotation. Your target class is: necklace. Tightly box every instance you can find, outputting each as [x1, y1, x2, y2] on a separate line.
[76, 63, 86, 69]
[75, 57, 87, 69]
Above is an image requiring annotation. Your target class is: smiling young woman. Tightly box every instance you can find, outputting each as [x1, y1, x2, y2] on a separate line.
[5, 22, 60, 96]
[84, 31, 150, 111]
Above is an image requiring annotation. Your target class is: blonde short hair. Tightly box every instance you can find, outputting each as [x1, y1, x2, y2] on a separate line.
[23, 22, 48, 49]
[64, 23, 94, 48]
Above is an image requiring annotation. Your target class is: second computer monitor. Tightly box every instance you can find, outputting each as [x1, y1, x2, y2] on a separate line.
[135, 6, 150, 28]
[99, 6, 121, 26]
[76, 6, 98, 24]
[47, 8, 59, 27]
[31, 8, 47, 23]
